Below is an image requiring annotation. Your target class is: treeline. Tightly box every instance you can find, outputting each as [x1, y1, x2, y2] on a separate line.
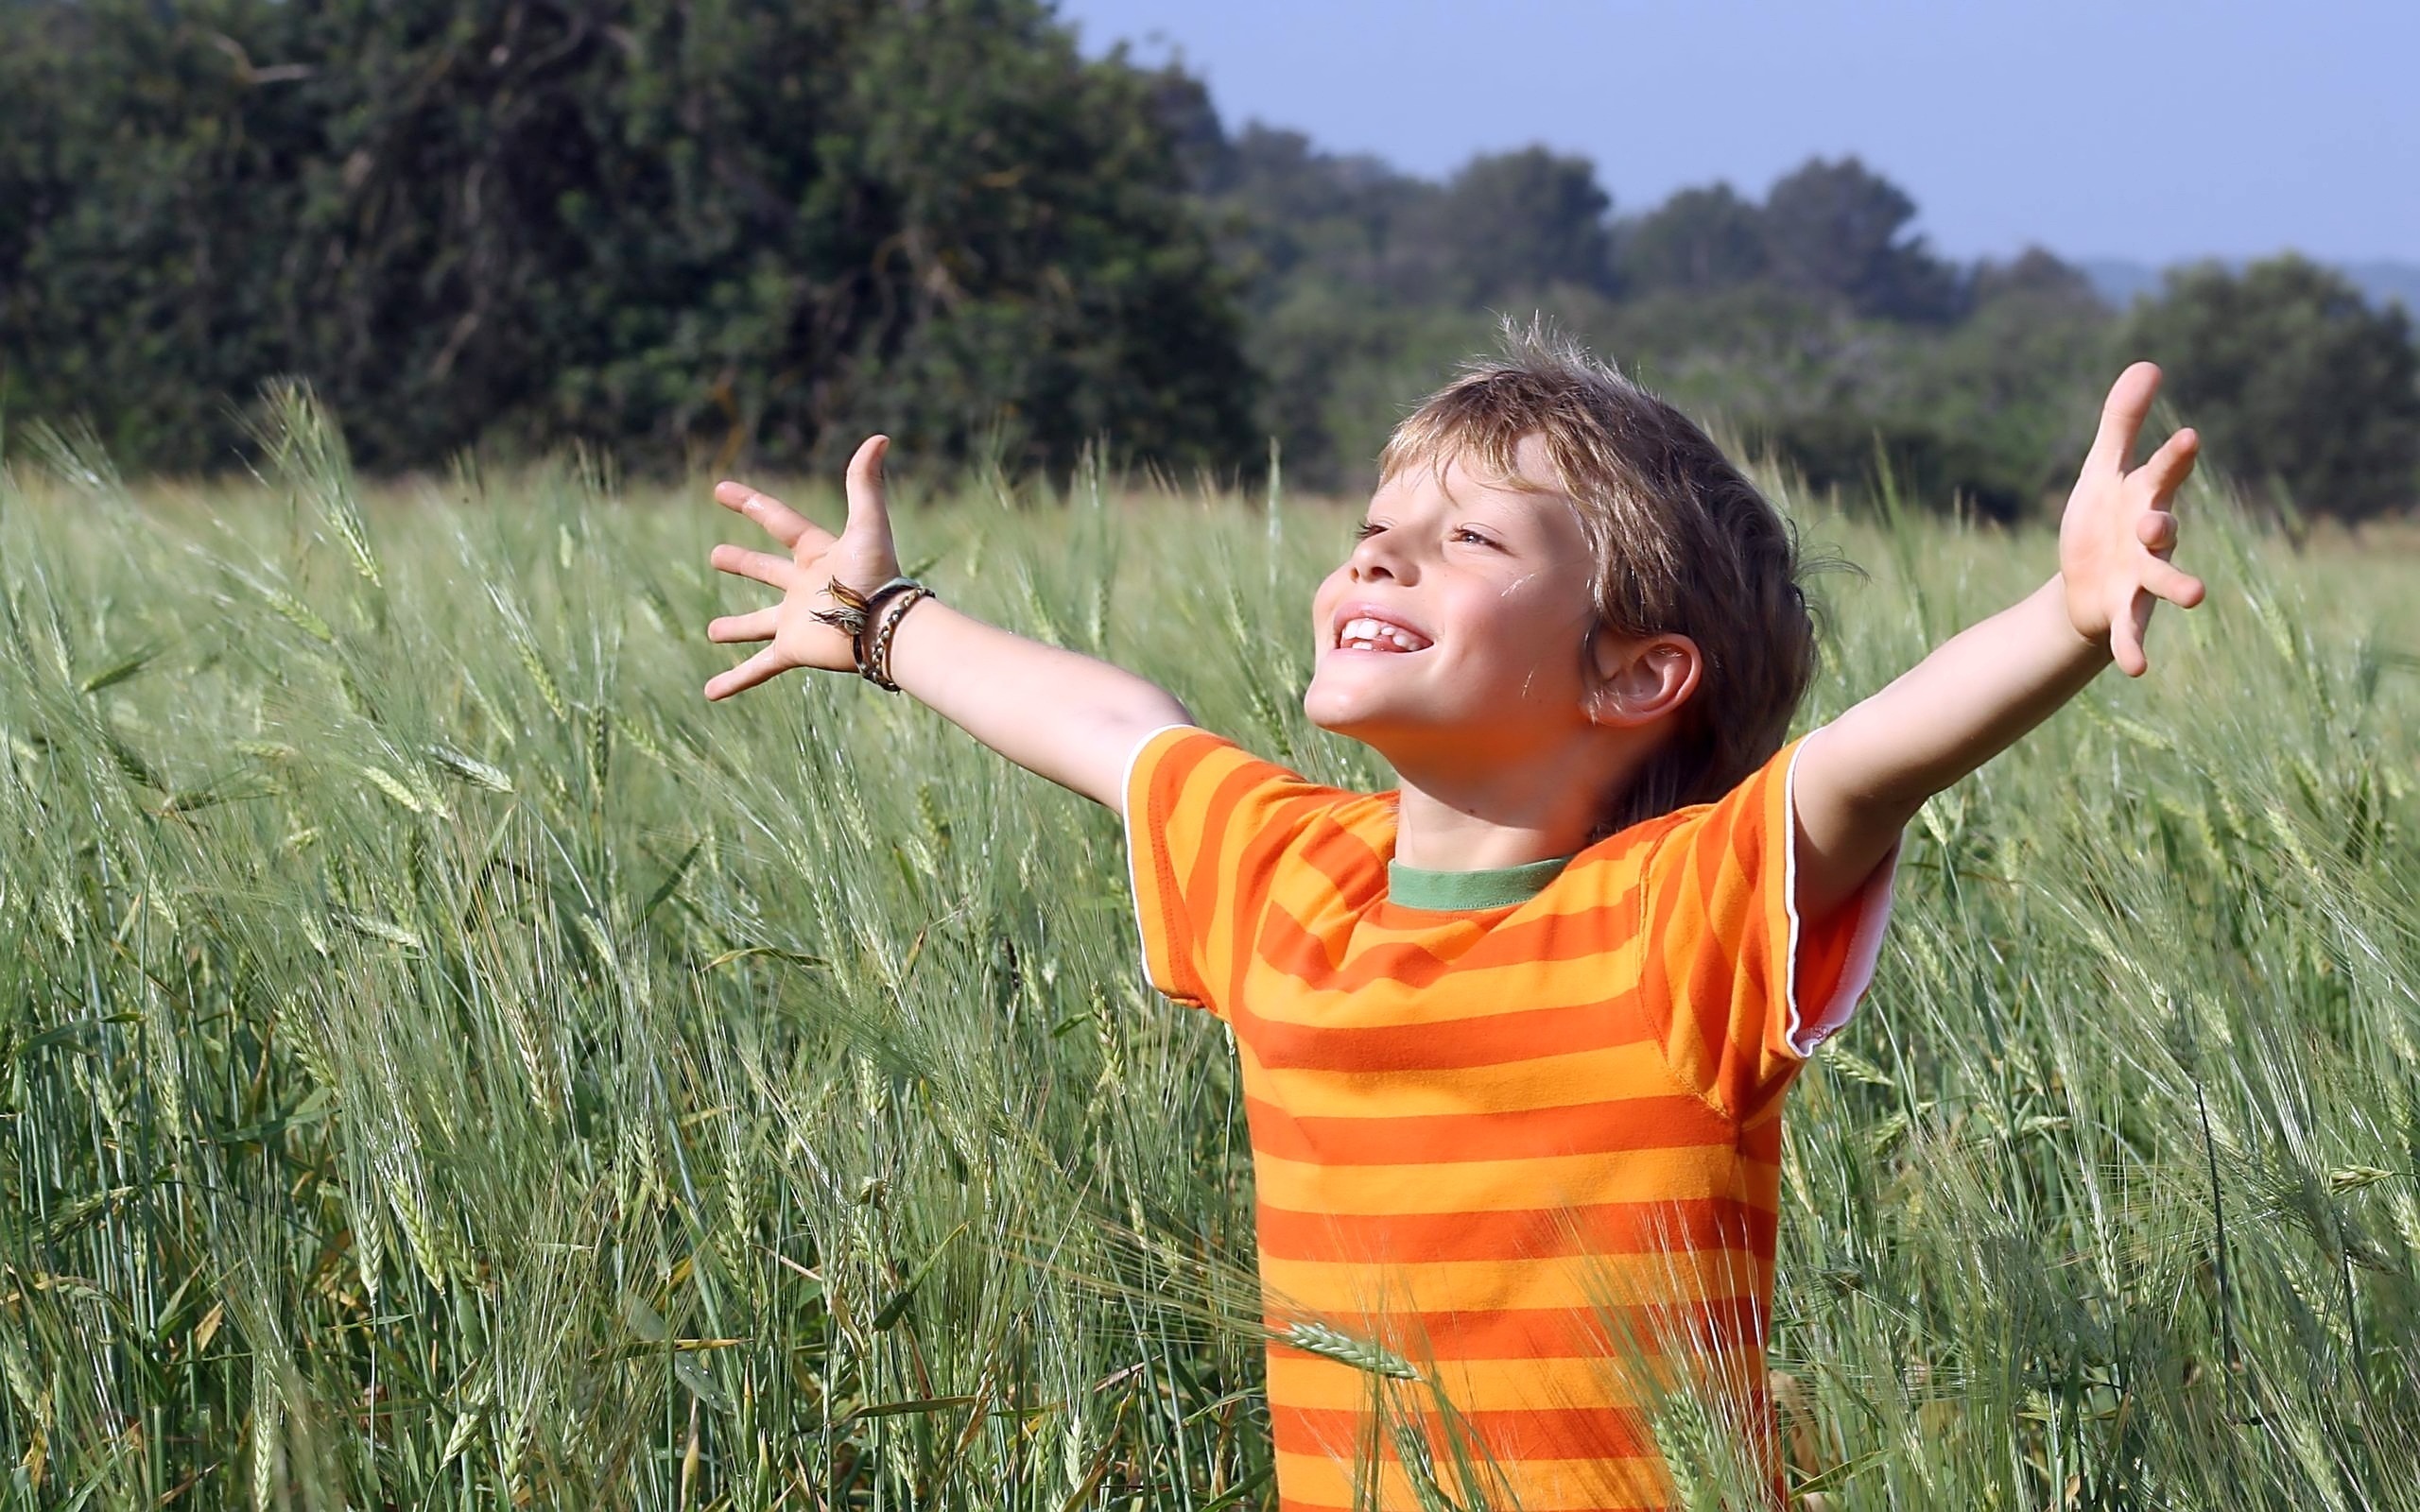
[0, 0, 1256, 478]
[4, 0, 2417, 519]
[1164, 89, 2420, 521]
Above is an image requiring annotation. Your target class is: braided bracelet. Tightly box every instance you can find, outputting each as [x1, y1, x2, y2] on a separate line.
[821, 576, 915, 682]
[858, 582, 934, 693]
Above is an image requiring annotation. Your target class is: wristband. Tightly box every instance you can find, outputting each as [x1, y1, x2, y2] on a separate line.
[856, 576, 922, 616]
[859, 583, 933, 693]
[812, 576, 921, 682]
[853, 576, 921, 682]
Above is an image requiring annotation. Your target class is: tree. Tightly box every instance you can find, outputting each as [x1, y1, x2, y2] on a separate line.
[0, 0, 1256, 478]
[1892, 247, 2118, 515]
[0, 0, 324, 471]
[1617, 184, 1768, 294]
[1189, 123, 1429, 302]
[1968, 246, 2100, 308]
[1182, 122, 1445, 488]
[2125, 255, 2420, 524]
[1761, 156, 1962, 323]
[1402, 146, 1615, 305]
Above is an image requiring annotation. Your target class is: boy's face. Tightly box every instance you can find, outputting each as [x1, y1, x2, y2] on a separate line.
[1305, 438, 1604, 767]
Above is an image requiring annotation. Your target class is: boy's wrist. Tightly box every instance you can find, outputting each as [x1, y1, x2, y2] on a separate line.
[2046, 573, 2116, 666]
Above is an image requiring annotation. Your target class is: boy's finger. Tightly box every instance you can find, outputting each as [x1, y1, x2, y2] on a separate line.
[714, 480, 825, 551]
[707, 608, 779, 644]
[2135, 426, 2200, 502]
[2085, 362, 2162, 476]
[2140, 556, 2206, 610]
[2110, 593, 2150, 678]
[843, 436, 894, 543]
[703, 647, 791, 701]
[710, 544, 793, 590]
[2135, 509, 2180, 554]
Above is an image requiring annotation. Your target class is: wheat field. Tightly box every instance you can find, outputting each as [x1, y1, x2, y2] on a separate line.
[2, 393, 2416, 1509]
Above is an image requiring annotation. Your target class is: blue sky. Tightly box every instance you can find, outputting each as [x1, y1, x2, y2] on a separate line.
[1056, 0, 2419, 266]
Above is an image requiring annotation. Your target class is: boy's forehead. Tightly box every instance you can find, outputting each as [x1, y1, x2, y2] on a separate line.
[1375, 438, 1571, 514]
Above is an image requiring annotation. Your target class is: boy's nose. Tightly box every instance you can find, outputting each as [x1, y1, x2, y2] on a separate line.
[1349, 538, 1414, 584]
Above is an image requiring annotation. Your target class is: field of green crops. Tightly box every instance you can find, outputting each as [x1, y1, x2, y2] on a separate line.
[3, 392, 2418, 1510]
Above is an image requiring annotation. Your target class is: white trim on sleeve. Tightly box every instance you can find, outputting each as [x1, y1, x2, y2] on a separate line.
[1119, 722, 1200, 1000]
[1779, 727, 1902, 1057]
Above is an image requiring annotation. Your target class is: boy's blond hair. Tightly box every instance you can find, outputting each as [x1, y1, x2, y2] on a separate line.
[1379, 322, 1814, 833]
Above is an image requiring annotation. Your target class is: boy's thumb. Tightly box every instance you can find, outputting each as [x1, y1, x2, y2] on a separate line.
[844, 435, 892, 538]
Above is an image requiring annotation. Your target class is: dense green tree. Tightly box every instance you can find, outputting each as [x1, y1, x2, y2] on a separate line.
[1242, 282, 1485, 490]
[1886, 248, 2118, 515]
[1142, 62, 1231, 197]
[0, 0, 1255, 478]
[0, 6, 72, 381]
[0, 0, 322, 469]
[1761, 156, 1962, 323]
[1170, 117, 1456, 487]
[1189, 124, 1429, 301]
[1617, 184, 1768, 294]
[1969, 246, 2102, 307]
[2126, 255, 2420, 523]
[1399, 146, 1615, 305]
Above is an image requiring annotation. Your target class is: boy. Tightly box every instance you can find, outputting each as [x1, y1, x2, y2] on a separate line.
[700, 330, 2203, 1509]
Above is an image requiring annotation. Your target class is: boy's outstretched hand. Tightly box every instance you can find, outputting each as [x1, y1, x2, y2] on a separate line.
[1796, 359, 2215, 919]
[698, 432, 1191, 804]
[2059, 362, 2207, 677]
[703, 435, 899, 700]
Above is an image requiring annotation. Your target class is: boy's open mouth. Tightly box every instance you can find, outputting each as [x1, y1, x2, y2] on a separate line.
[1334, 608, 1432, 653]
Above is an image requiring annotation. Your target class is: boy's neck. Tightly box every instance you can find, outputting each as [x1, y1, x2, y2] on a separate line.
[1384, 736, 1643, 871]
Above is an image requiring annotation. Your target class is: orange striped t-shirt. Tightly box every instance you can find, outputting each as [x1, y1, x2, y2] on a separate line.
[1122, 725, 1897, 1511]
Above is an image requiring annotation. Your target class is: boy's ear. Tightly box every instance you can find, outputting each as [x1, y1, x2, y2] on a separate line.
[1585, 629, 1702, 728]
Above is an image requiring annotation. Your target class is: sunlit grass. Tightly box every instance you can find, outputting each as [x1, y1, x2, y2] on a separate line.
[1, 393, 2416, 1508]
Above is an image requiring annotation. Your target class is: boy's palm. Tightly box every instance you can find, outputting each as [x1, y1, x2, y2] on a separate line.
[2060, 363, 2206, 678]
[703, 436, 900, 700]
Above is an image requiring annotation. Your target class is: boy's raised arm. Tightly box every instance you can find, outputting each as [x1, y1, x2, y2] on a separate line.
[1790, 363, 2206, 919]
[702, 436, 1192, 814]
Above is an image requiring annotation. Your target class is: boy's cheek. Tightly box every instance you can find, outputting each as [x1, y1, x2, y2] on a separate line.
[1306, 573, 1349, 647]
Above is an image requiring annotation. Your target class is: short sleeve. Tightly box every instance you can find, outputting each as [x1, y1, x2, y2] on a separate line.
[1120, 726, 1353, 1017]
[1638, 727, 1899, 1124]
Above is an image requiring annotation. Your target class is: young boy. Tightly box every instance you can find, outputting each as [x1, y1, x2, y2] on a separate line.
[700, 330, 2203, 1509]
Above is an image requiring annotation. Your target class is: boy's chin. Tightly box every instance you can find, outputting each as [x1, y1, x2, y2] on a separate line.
[1303, 691, 1435, 753]
[1305, 693, 1376, 738]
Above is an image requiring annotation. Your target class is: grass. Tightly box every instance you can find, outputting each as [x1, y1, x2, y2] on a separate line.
[1, 389, 2417, 1509]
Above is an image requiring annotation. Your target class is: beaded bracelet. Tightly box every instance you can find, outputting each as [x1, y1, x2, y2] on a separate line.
[858, 583, 932, 692]
[821, 576, 915, 680]
[854, 579, 919, 674]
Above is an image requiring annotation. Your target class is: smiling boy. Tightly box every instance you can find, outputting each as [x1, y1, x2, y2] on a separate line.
[702, 328, 2203, 1508]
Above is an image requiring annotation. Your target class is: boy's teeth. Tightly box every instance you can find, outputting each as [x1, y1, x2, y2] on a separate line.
[1340, 616, 1427, 651]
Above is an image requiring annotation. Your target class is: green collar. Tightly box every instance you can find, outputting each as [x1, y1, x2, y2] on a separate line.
[1386, 853, 1573, 912]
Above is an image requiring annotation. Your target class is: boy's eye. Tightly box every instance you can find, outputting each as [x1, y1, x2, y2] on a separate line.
[1452, 526, 1498, 548]
[1353, 521, 1385, 541]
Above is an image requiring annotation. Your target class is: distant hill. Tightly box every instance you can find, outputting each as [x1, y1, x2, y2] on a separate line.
[2081, 256, 2420, 314]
